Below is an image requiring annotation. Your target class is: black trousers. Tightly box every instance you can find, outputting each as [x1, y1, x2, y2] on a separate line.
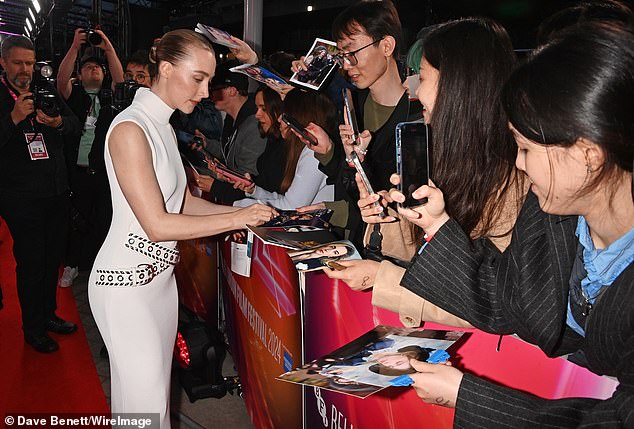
[65, 166, 111, 268]
[0, 193, 69, 334]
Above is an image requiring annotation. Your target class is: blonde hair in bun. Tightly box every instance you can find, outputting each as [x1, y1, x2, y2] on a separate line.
[148, 29, 213, 80]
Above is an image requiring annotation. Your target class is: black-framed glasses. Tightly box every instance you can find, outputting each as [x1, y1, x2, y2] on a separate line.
[335, 39, 382, 66]
[124, 72, 148, 83]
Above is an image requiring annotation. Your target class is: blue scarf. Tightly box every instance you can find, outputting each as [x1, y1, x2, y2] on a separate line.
[566, 216, 634, 336]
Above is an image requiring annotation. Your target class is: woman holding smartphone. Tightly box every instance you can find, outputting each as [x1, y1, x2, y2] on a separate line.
[233, 89, 335, 209]
[325, 18, 528, 328]
[397, 24, 634, 426]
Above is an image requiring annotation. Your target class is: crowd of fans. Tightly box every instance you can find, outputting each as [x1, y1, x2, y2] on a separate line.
[1, 0, 633, 427]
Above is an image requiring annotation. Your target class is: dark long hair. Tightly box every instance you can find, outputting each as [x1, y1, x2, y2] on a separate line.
[536, 0, 633, 45]
[502, 24, 634, 198]
[421, 18, 521, 239]
[280, 89, 337, 193]
[256, 86, 283, 139]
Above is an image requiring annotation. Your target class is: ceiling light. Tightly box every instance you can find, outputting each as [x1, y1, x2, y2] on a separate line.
[307, 5, 313, 12]
[28, 8, 35, 23]
[26, 18, 32, 31]
[24, 25, 30, 36]
[31, 0, 41, 13]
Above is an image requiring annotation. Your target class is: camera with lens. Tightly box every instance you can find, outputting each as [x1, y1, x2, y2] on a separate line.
[30, 61, 61, 118]
[82, 24, 103, 46]
[113, 80, 141, 111]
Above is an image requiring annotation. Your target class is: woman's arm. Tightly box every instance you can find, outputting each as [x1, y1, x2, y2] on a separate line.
[108, 121, 275, 242]
[182, 188, 240, 216]
[372, 261, 473, 328]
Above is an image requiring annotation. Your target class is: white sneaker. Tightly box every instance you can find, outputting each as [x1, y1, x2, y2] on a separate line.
[59, 266, 79, 288]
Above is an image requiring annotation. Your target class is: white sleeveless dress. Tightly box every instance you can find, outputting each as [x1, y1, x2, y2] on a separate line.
[89, 88, 185, 428]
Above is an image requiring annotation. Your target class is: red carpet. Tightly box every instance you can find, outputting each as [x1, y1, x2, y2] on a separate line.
[0, 220, 109, 421]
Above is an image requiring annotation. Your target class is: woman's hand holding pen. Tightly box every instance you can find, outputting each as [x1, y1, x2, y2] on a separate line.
[388, 174, 450, 236]
[355, 174, 396, 224]
[234, 204, 277, 228]
[323, 259, 381, 291]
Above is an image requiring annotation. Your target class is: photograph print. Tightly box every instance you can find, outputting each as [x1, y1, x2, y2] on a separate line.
[290, 38, 339, 91]
[195, 23, 240, 49]
[277, 326, 465, 398]
[230, 63, 288, 93]
[288, 240, 360, 272]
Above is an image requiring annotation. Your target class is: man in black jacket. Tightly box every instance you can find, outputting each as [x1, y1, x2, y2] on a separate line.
[300, 0, 421, 251]
[204, 60, 266, 204]
[0, 36, 81, 353]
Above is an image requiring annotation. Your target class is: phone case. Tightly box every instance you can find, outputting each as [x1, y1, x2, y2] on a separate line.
[342, 88, 359, 145]
[201, 152, 253, 187]
[396, 121, 430, 208]
[350, 152, 385, 218]
[214, 163, 253, 187]
[281, 114, 318, 146]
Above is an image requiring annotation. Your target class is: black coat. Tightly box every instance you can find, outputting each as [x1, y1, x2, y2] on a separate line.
[403, 192, 634, 428]
[0, 76, 81, 198]
[318, 89, 422, 249]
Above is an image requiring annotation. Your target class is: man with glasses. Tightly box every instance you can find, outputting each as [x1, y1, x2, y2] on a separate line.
[298, 0, 422, 250]
[330, 0, 421, 191]
[56, 27, 124, 289]
[123, 50, 151, 86]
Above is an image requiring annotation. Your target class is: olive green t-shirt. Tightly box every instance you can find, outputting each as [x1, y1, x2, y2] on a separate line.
[363, 95, 396, 133]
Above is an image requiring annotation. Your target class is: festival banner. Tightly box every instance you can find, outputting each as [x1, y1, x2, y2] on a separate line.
[302, 271, 618, 429]
[216, 239, 618, 429]
[220, 240, 303, 429]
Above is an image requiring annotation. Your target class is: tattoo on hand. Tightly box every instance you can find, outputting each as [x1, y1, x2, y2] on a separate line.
[361, 276, 370, 287]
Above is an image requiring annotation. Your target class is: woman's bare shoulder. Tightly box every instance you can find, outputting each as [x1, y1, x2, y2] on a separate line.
[110, 120, 146, 140]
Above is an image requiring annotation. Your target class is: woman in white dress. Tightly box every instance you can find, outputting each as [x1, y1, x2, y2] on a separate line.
[88, 30, 275, 428]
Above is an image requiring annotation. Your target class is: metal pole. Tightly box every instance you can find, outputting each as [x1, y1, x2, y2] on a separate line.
[93, 0, 102, 27]
[243, 0, 262, 91]
[243, 0, 263, 57]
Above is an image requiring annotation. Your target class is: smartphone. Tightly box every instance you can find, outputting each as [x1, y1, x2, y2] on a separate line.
[342, 88, 359, 145]
[202, 152, 254, 188]
[214, 161, 254, 188]
[350, 151, 385, 219]
[281, 113, 318, 146]
[395, 121, 430, 208]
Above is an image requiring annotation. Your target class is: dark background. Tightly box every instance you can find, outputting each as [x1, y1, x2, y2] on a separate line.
[2, 0, 632, 67]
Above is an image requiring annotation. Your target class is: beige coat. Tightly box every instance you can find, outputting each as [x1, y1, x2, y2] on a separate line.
[367, 174, 528, 328]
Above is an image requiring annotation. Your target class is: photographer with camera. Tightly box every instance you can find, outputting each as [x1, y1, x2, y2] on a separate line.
[56, 26, 124, 288]
[0, 36, 81, 353]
